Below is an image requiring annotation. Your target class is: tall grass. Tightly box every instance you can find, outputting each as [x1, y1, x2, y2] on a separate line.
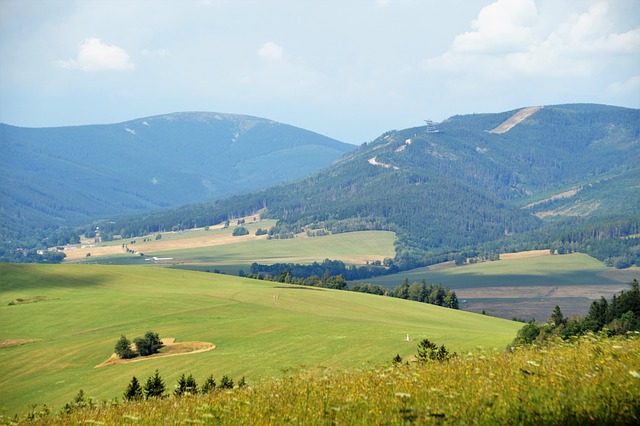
[11, 333, 639, 425]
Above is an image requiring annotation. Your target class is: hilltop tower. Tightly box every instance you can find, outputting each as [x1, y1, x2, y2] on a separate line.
[424, 120, 440, 133]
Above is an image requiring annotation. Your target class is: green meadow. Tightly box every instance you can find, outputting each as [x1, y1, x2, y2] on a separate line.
[0, 263, 521, 416]
[366, 253, 639, 289]
[87, 230, 397, 275]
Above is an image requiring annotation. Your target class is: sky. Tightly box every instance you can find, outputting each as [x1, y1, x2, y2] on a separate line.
[0, 0, 638, 144]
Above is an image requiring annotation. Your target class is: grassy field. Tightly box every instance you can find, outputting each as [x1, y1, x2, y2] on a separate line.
[0, 263, 521, 417]
[74, 229, 397, 275]
[365, 252, 640, 321]
[12, 333, 640, 425]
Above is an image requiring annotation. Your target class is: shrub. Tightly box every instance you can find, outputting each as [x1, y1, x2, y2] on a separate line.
[416, 338, 454, 362]
[232, 226, 249, 236]
[133, 331, 163, 356]
[114, 335, 137, 359]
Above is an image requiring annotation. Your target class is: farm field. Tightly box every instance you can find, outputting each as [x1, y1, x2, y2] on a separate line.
[365, 251, 640, 321]
[71, 228, 396, 275]
[0, 263, 521, 416]
[61, 218, 279, 262]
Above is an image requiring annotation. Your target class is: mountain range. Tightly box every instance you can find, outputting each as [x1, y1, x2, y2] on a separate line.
[92, 103, 639, 268]
[0, 112, 353, 242]
[2, 104, 638, 268]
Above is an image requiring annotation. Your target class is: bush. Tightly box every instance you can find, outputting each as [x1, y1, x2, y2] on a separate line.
[232, 226, 249, 236]
[416, 338, 455, 362]
[114, 335, 137, 359]
[133, 331, 163, 356]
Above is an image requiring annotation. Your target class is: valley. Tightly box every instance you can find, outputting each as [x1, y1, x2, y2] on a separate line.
[2, 104, 639, 421]
[54, 216, 639, 322]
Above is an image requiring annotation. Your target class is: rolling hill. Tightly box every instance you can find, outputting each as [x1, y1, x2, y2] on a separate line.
[94, 104, 639, 268]
[0, 112, 354, 242]
[0, 263, 521, 415]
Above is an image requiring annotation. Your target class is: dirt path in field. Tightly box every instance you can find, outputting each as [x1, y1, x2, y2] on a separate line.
[489, 106, 542, 134]
[0, 339, 42, 349]
[95, 338, 215, 368]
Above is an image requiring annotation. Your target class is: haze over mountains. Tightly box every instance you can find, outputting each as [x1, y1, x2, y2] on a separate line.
[0, 112, 353, 240]
[2, 103, 639, 269]
[85, 103, 639, 269]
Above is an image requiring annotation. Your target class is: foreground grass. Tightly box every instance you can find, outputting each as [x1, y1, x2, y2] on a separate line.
[9, 333, 639, 425]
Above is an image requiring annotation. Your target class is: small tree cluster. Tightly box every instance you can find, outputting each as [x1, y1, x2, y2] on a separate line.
[174, 374, 198, 397]
[416, 338, 455, 362]
[114, 331, 163, 359]
[124, 370, 165, 401]
[124, 371, 245, 402]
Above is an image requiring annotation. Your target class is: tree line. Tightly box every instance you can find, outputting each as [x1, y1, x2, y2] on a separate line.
[244, 267, 459, 310]
[512, 279, 640, 346]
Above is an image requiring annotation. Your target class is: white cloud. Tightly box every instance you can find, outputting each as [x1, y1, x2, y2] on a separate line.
[451, 0, 537, 54]
[258, 42, 284, 60]
[426, 0, 640, 79]
[58, 37, 134, 71]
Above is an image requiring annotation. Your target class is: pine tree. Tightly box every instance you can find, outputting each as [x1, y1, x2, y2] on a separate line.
[201, 375, 217, 394]
[550, 305, 566, 327]
[174, 374, 187, 397]
[416, 338, 438, 362]
[144, 369, 165, 399]
[124, 376, 143, 401]
[219, 375, 234, 389]
[175, 374, 198, 396]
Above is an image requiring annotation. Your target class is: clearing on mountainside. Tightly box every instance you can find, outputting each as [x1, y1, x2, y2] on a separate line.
[489, 106, 542, 134]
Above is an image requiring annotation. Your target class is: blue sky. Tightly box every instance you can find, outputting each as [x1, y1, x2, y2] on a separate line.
[1, 0, 638, 144]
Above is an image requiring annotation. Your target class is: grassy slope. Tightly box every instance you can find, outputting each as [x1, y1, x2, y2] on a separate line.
[365, 252, 639, 289]
[0, 264, 520, 416]
[153, 231, 396, 264]
[22, 334, 640, 425]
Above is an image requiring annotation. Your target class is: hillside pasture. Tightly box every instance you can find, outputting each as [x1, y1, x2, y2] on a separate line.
[0, 263, 520, 416]
[150, 230, 396, 267]
[73, 229, 397, 275]
[365, 251, 640, 320]
[61, 218, 278, 262]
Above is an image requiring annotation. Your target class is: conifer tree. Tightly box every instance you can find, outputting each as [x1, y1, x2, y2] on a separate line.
[201, 375, 217, 394]
[219, 375, 234, 389]
[124, 376, 143, 401]
[144, 370, 165, 399]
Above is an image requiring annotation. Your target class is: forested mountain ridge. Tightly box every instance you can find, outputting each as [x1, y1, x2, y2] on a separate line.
[92, 104, 640, 269]
[0, 112, 354, 243]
